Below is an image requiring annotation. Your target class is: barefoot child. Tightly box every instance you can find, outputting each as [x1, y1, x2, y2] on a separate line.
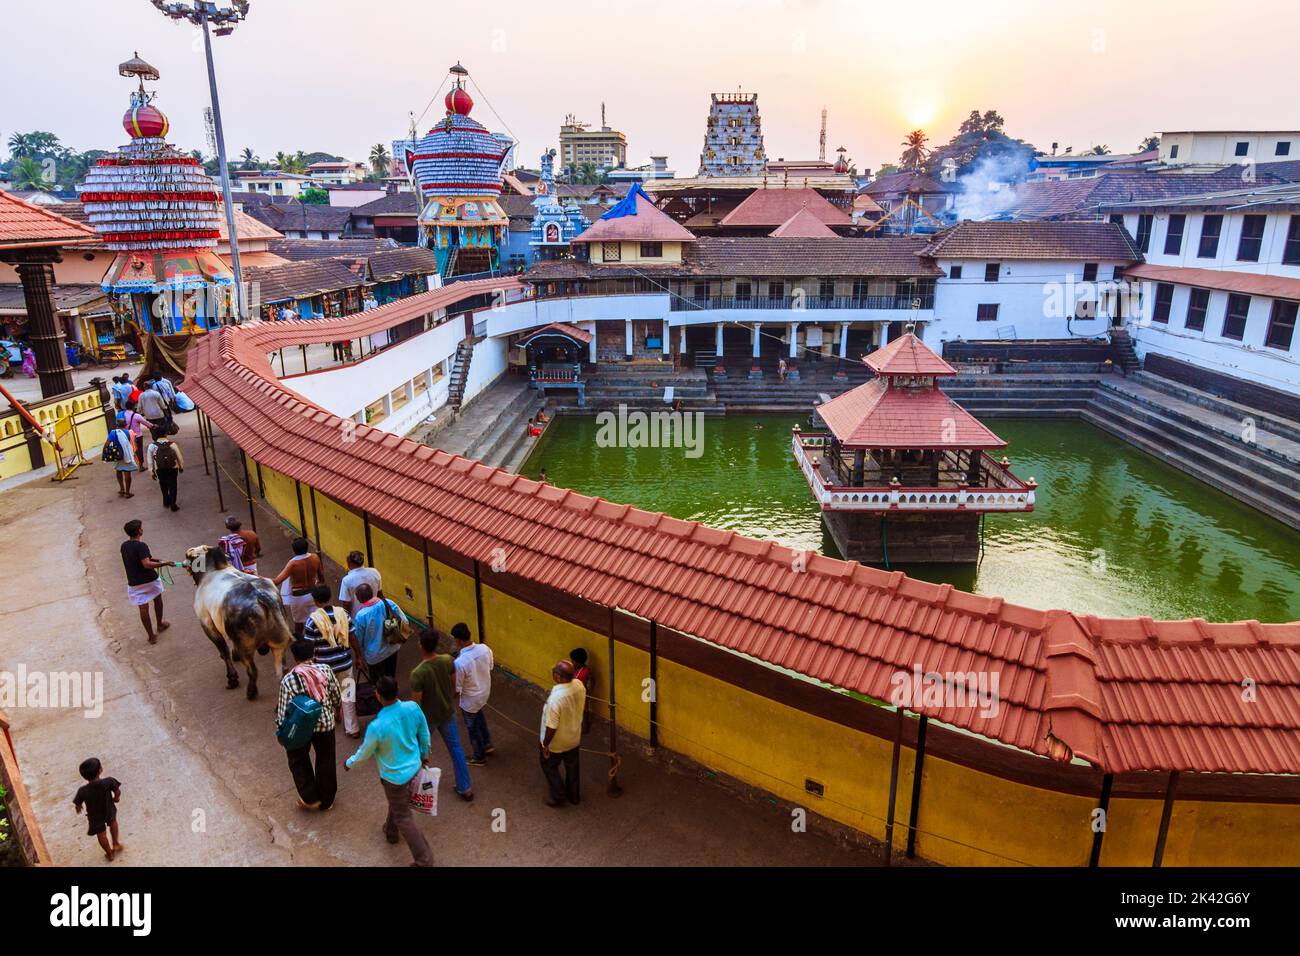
[73, 758, 123, 861]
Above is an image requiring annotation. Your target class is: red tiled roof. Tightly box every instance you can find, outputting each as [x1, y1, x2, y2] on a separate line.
[769, 208, 838, 238]
[920, 220, 1142, 261]
[516, 322, 592, 346]
[1124, 263, 1300, 301]
[866, 333, 955, 376]
[571, 191, 696, 244]
[817, 377, 1006, 449]
[719, 187, 852, 228]
[185, 280, 1300, 776]
[0, 190, 97, 249]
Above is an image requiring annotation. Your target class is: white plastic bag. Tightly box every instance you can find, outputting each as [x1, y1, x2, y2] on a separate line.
[408, 765, 441, 816]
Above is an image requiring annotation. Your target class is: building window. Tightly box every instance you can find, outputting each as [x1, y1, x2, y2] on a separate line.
[1265, 300, 1298, 350]
[1237, 215, 1267, 262]
[1286, 217, 1300, 266]
[602, 242, 622, 263]
[1082, 262, 1098, 282]
[639, 242, 662, 258]
[767, 281, 784, 302]
[1222, 293, 1251, 340]
[984, 263, 1000, 282]
[949, 264, 962, 279]
[819, 279, 835, 299]
[1169, 144, 1180, 159]
[1135, 214, 1154, 253]
[1197, 215, 1223, 258]
[1163, 214, 1186, 255]
[693, 282, 709, 300]
[977, 303, 999, 321]
[852, 279, 869, 300]
[1278, 142, 1293, 156]
[1234, 141, 1250, 157]
[1152, 283, 1174, 324]
[735, 281, 752, 303]
[1185, 288, 1210, 331]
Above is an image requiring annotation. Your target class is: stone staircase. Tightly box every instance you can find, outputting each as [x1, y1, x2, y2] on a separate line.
[576, 362, 722, 413]
[447, 339, 474, 410]
[414, 375, 544, 470]
[1110, 328, 1142, 375]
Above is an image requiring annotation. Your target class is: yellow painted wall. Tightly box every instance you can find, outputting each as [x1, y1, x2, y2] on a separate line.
[248, 461, 1300, 868]
[0, 388, 109, 481]
[597, 241, 685, 265]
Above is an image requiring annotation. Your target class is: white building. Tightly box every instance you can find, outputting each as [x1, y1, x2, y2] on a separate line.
[1158, 131, 1300, 168]
[306, 160, 368, 185]
[1104, 183, 1300, 396]
[920, 221, 1140, 344]
[232, 170, 313, 198]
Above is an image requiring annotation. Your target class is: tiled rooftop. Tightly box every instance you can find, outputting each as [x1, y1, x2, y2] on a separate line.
[0, 190, 97, 248]
[921, 220, 1142, 260]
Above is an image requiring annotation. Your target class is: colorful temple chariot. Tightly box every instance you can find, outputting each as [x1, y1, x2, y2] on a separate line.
[79, 53, 233, 338]
[793, 331, 1036, 563]
[407, 63, 511, 277]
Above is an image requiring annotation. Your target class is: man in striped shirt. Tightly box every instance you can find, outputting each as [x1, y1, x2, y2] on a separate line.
[304, 585, 359, 738]
[276, 640, 343, 812]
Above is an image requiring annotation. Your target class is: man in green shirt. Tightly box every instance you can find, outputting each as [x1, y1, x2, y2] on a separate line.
[410, 630, 474, 800]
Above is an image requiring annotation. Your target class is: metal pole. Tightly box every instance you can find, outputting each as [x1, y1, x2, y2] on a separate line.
[294, 479, 306, 536]
[1090, 773, 1114, 868]
[309, 485, 321, 556]
[472, 559, 486, 644]
[648, 619, 658, 749]
[240, 450, 256, 532]
[197, 405, 210, 475]
[363, 511, 374, 565]
[422, 538, 434, 631]
[884, 707, 904, 865]
[905, 715, 927, 859]
[1152, 771, 1179, 867]
[201, 11, 246, 324]
[205, 412, 225, 512]
[606, 608, 622, 796]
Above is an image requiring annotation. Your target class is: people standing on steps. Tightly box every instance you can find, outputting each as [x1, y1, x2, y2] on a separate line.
[144, 433, 184, 512]
[272, 538, 325, 638]
[410, 630, 474, 801]
[452, 622, 494, 766]
[344, 675, 434, 867]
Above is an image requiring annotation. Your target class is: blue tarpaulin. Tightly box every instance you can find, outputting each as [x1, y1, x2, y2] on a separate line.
[600, 181, 651, 220]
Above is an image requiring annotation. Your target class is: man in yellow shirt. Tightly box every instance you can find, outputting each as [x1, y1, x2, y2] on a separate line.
[539, 659, 586, 807]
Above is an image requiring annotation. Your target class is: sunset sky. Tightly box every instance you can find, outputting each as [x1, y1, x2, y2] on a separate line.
[8, 0, 1299, 174]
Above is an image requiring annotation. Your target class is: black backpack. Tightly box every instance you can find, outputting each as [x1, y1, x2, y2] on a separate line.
[154, 440, 179, 470]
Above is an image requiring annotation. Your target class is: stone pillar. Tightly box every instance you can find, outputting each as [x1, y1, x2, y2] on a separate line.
[662, 319, 671, 356]
[624, 318, 633, 357]
[880, 322, 892, 347]
[14, 257, 74, 398]
[788, 322, 799, 357]
[424, 368, 435, 391]
[679, 326, 687, 351]
[751, 323, 761, 358]
[382, 393, 393, 417]
[405, 380, 416, 403]
[715, 322, 724, 355]
[839, 322, 849, 358]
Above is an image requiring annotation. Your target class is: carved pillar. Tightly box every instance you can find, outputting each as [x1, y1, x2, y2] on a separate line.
[12, 254, 74, 398]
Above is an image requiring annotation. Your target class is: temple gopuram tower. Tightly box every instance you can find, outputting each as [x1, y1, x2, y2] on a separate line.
[698, 92, 766, 177]
[407, 63, 511, 277]
[792, 332, 1037, 564]
[79, 54, 233, 339]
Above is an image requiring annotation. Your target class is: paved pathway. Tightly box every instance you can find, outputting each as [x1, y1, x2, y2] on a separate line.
[0, 416, 875, 867]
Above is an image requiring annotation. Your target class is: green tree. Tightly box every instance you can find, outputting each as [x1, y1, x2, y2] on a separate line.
[925, 108, 1035, 181]
[240, 146, 259, 169]
[1089, 144, 1110, 155]
[10, 156, 53, 191]
[1137, 134, 1160, 152]
[7, 130, 63, 161]
[368, 142, 391, 178]
[899, 130, 930, 170]
[300, 186, 329, 204]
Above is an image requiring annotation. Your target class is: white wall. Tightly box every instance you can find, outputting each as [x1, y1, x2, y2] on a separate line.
[1159, 132, 1299, 166]
[929, 259, 1123, 343]
[486, 294, 672, 337]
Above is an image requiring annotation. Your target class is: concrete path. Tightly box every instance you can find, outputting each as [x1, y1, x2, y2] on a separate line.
[0, 417, 875, 867]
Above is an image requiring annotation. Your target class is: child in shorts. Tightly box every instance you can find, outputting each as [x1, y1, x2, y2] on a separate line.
[73, 757, 123, 861]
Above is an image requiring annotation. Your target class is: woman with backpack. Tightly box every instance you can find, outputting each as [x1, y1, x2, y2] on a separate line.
[105, 414, 138, 498]
[144, 434, 185, 512]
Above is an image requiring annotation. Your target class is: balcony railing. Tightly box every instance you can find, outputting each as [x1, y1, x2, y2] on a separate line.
[791, 433, 1036, 513]
[670, 294, 936, 312]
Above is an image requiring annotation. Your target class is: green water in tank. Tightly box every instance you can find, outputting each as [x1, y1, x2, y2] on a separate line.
[522, 415, 1300, 623]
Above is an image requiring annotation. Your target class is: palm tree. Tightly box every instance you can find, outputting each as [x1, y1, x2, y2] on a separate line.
[1089, 145, 1110, 155]
[369, 143, 391, 177]
[240, 146, 258, 170]
[10, 156, 53, 191]
[899, 130, 930, 170]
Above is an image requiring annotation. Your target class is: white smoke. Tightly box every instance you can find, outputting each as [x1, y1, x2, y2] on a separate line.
[953, 151, 1033, 221]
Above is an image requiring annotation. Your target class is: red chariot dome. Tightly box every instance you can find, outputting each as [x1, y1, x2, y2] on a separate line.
[123, 103, 169, 139]
[445, 87, 474, 116]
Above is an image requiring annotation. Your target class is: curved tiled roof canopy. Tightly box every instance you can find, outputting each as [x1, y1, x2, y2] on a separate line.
[185, 280, 1300, 776]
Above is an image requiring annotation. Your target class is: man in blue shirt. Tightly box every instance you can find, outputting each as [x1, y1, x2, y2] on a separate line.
[351, 583, 402, 685]
[345, 676, 433, 866]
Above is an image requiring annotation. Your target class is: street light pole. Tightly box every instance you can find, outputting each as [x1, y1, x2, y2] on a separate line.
[199, 11, 246, 324]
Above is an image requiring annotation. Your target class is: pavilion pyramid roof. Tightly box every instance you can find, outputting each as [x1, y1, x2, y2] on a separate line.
[816, 376, 1007, 450]
[769, 207, 838, 238]
[571, 182, 696, 244]
[720, 186, 852, 228]
[864, 332, 955, 376]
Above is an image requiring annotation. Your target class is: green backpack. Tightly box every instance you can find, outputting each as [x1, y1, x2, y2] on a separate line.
[276, 693, 322, 750]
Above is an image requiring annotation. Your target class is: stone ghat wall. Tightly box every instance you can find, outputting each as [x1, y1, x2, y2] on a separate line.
[245, 455, 1300, 867]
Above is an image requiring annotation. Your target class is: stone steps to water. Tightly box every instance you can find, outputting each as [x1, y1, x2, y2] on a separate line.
[466, 386, 545, 467]
[1080, 405, 1300, 530]
[1119, 372, 1300, 447]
